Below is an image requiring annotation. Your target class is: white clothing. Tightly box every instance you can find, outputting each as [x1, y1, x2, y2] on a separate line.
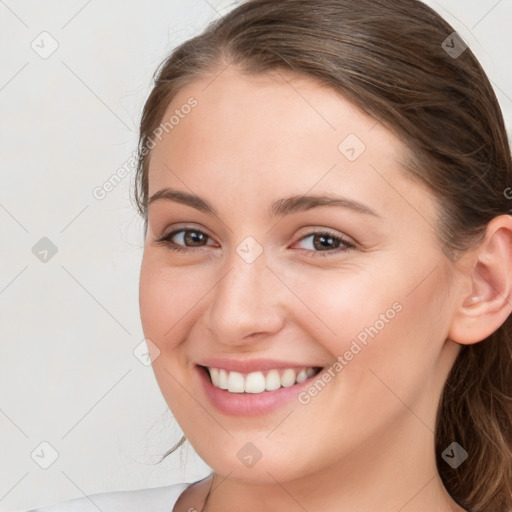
[24, 482, 192, 512]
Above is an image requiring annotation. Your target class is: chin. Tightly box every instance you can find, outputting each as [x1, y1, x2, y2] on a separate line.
[187, 433, 327, 485]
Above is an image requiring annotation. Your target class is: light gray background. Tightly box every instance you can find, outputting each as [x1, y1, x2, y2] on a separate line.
[0, 1, 510, 511]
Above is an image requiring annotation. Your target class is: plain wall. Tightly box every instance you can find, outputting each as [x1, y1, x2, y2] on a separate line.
[0, 1, 510, 510]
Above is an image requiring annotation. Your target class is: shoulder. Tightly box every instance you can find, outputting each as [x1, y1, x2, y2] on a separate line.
[25, 482, 192, 512]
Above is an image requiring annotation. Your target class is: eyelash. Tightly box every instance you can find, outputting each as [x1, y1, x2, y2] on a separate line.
[154, 227, 356, 258]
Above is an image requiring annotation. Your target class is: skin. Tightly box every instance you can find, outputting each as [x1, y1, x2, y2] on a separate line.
[138, 65, 512, 512]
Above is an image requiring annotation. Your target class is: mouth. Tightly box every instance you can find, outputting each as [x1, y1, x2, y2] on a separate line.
[199, 365, 323, 394]
[195, 358, 329, 416]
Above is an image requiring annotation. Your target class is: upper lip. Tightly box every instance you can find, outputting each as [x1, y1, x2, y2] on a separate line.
[197, 358, 322, 374]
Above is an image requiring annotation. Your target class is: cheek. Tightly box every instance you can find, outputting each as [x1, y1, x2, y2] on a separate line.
[138, 257, 203, 419]
[289, 258, 447, 396]
[279, 268, 447, 463]
[275, 261, 404, 357]
[139, 254, 201, 349]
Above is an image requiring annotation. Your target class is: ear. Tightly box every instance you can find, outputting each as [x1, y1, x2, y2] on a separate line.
[448, 214, 512, 345]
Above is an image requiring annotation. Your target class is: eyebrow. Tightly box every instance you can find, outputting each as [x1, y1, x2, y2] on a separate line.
[147, 188, 381, 218]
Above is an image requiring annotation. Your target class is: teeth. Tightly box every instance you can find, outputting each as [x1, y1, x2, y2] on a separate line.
[280, 368, 296, 387]
[245, 372, 266, 393]
[296, 369, 308, 383]
[265, 369, 281, 391]
[227, 371, 245, 393]
[219, 369, 228, 389]
[207, 366, 319, 394]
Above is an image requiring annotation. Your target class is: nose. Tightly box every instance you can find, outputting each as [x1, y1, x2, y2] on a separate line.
[204, 245, 286, 348]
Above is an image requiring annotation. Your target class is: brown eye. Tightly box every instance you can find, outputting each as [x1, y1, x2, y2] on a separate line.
[295, 231, 355, 257]
[155, 228, 213, 253]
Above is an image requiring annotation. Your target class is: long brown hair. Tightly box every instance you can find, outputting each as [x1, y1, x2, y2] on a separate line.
[134, 1, 512, 510]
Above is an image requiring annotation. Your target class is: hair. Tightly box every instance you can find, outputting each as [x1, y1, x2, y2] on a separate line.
[134, 1, 512, 510]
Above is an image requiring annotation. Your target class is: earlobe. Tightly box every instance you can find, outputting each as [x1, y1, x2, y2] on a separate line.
[448, 215, 512, 345]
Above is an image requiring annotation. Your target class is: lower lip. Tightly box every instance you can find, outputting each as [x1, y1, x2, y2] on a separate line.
[196, 365, 322, 416]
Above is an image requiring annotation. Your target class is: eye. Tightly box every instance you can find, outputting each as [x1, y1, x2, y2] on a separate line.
[155, 226, 355, 258]
[293, 230, 355, 257]
[154, 228, 214, 253]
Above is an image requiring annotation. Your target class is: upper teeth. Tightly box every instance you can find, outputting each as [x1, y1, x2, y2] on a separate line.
[208, 367, 318, 394]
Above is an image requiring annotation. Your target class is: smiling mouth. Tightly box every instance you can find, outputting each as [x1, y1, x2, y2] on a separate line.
[199, 365, 323, 394]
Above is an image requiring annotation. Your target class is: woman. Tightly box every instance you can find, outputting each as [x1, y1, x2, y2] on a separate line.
[30, 0, 512, 510]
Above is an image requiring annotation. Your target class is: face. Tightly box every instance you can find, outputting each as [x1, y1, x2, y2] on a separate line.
[139, 67, 462, 483]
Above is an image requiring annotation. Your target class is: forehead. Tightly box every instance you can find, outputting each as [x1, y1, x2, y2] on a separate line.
[146, 66, 434, 224]
[151, 68, 397, 163]
[155, 67, 398, 154]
